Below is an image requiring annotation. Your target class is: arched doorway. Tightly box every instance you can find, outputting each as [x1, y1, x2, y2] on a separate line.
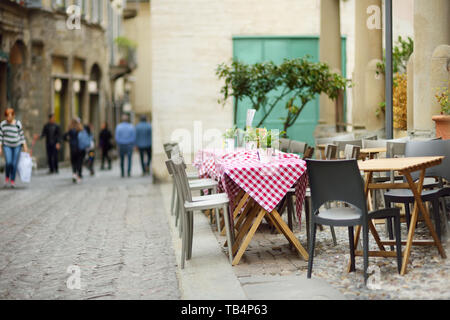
[88, 64, 102, 136]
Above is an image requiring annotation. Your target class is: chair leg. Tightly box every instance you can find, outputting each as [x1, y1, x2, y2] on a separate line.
[330, 226, 337, 246]
[187, 211, 194, 260]
[215, 208, 221, 232]
[393, 215, 403, 274]
[432, 199, 442, 241]
[386, 217, 395, 251]
[348, 226, 356, 272]
[180, 210, 187, 269]
[307, 223, 317, 279]
[287, 194, 294, 231]
[363, 225, 369, 285]
[305, 197, 311, 250]
[170, 183, 176, 215]
[223, 205, 234, 264]
[405, 202, 411, 230]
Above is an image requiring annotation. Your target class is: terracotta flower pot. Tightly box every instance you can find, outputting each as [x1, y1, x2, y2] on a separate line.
[432, 115, 450, 140]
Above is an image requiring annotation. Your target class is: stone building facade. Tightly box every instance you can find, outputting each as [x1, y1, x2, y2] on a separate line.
[0, 0, 132, 166]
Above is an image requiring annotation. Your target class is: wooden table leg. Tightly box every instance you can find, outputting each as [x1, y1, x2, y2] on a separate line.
[401, 171, 447, 275]
[232, 209, 266, 266]
[270, 210, 309, 260]
[232, 205, 260, 255]
[221, 192, 249, 236]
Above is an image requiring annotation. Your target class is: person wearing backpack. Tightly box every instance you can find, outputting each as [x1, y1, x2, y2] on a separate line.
[0, 108, 29, 188]
[115, 114, 136, 178]
[63, 118, 84, 183]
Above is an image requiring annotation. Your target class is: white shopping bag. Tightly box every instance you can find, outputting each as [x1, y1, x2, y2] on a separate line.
[17, 152, 33, 183]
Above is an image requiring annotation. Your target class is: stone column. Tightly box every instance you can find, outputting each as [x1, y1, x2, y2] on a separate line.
[406, 53, 414, 131]
[413, 0, 450, 132]
[430, 45, 450, 115]
[319, 0, 341, 132]
[352, 0, 384, 132]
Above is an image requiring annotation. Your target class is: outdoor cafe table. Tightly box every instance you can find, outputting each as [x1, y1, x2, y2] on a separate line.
[195, 149, 310, 266]
[355, 156, 446, 275]
[359, 147, 387, 160]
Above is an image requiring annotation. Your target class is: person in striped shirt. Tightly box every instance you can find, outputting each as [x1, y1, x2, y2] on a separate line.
[0, 108, 29, 188]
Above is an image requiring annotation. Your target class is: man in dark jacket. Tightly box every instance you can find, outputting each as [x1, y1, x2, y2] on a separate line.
[38, 113, 62, 174]
[99, 122, 113, 170]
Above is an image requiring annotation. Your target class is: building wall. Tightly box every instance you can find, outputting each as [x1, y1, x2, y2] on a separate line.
[124, 1, 151, 119]
[0, 1, 118, 166]
[151, 0, 339, 180]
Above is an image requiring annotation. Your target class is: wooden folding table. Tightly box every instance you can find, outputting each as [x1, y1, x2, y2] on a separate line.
[354, 156, 446, 275]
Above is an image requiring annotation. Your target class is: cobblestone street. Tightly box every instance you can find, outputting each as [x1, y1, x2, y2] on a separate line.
[0, 158, 180, 300]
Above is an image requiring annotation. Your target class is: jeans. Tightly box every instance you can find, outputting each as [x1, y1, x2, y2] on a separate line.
[3, 145, 22, 181]
[46, 144, 59, 173]
[119, 144, 133, 177]
[70, 149, 85, 178]
[139, 146, 152, 174]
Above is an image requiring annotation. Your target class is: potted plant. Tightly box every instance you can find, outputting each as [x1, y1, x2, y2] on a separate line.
[223, 127, 237, 151]
[432, 86, 450, 139]
[244, 127, 258, 150]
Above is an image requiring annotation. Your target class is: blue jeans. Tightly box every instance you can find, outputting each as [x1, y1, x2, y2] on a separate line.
[119, 144, 133, 177]
[3, 145, 22, 181]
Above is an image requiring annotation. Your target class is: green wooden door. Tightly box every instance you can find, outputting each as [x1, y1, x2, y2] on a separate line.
[233, 36, 346, 147]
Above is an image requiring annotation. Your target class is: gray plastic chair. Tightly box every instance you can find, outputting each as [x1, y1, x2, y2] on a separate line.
[384, 140, 450, 240]
[306, 159, 402, 284]
[344, 144, 361, 160]
[279, 138, 291, 153]
[315, 133, 355, 146]
[324, 144, 337, 160]
[363, 139, 387, 149]
[289, 140, 308, 155]
[166, 158, 234, 268]
[333, 140, 363, 157]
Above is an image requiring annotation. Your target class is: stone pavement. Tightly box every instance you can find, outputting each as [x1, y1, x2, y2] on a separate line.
[0, 157, 180, 299]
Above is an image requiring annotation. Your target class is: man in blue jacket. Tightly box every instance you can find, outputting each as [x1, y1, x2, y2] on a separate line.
[115, 114, 136, 178]
[135, 115, 152, 176]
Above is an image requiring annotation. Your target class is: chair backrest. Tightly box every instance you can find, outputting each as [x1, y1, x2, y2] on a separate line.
[303, 146, 315, 160]
[324, 144, 337, 160]
[168, 156, 193, 203]
[279, 138, 291, 153]
[164, 142, 179, 159]
[386, 141, 406, 158]
[289, 140, 308, 154]
[333, 139, 363, 154]
[344, 144, 361, 160]
[362, 139, 387, 149]
[315, 133, 355, 146]
[306, 159, 368, 216]
[405, 140, 450, 182]
[363, 134, 378, 140]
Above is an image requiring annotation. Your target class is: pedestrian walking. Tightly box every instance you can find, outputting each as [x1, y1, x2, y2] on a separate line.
[63, 118, 84, 183]
[135, 115, 152, 176]
[99, 122, 113, 170]
[84, 123, 96, 176]
[115, 114, 136, 178]
[0, 108, 29, 188]
[36, 113, 61, 174]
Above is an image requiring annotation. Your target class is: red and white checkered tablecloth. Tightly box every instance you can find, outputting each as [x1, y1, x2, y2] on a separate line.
[194, 149, 308, 226]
